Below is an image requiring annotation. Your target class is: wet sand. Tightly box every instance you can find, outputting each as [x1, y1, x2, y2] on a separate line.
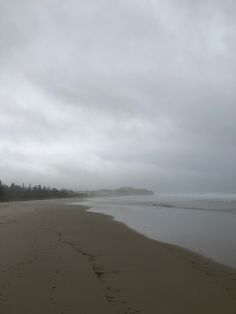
[0, 199, 236, 314]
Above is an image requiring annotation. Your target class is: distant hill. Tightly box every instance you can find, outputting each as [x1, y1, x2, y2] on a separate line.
[86, 187, 154, 197]
[0, 180, 153, 202]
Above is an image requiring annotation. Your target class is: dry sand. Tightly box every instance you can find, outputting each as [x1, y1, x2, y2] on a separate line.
[0, 199, 236, 314]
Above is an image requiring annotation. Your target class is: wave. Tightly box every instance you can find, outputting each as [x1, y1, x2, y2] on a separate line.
[150, 202, 236, 213]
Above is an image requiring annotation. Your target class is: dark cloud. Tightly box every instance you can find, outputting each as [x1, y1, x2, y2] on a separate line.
[0, 0, 235, 193]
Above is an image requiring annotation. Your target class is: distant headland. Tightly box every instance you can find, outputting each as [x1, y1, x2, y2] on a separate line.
[0, 179, 153, 202]
[85, 187, 154, 197]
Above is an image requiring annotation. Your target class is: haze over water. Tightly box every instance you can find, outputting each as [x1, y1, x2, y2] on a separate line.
[72, 194, 236, 268]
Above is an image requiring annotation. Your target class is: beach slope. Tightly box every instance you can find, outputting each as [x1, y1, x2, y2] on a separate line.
[0, 200, 236, 314]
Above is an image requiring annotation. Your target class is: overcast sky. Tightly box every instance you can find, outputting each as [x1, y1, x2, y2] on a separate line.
[0, 0, 235, 193]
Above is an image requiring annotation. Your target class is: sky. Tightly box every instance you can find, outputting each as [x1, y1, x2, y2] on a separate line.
[0, 0, 236, 193]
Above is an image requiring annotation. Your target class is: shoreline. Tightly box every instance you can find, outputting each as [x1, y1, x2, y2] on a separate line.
[86, 206, 236, 271]
[0, 199, 236, 313]
[79, 196, 236, 269]
[86, 206, 236, 272]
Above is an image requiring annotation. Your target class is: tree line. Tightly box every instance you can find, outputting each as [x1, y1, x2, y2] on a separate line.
[0, 180, 85, 202]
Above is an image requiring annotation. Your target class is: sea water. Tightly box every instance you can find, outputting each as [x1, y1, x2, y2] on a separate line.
[70, 194, 236, 268]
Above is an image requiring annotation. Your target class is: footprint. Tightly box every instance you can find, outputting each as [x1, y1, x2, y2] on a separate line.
[106, 295, 114, 302]
[94, 270, 104, 278]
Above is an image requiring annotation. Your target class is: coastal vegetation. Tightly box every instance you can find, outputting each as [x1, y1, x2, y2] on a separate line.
[0, 180, 153, 202]
[0, 180, 84, 202]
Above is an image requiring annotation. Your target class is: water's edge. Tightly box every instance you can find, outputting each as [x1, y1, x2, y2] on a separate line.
[69, 195, 236, 269]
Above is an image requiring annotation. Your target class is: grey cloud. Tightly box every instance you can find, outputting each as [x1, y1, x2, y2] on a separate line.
[0, 0, 235, 193]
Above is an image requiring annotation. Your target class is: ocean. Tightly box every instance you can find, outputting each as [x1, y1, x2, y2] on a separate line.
[70, 194, 236, 268]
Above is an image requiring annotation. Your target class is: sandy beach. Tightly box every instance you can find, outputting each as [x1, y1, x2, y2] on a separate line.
[0, 199, 236, 314]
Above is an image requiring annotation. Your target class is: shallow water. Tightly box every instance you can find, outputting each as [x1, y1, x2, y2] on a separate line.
[70, 194, 236, 268]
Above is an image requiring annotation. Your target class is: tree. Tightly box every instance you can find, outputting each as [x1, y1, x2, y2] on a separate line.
[0, 179, 84, 202]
